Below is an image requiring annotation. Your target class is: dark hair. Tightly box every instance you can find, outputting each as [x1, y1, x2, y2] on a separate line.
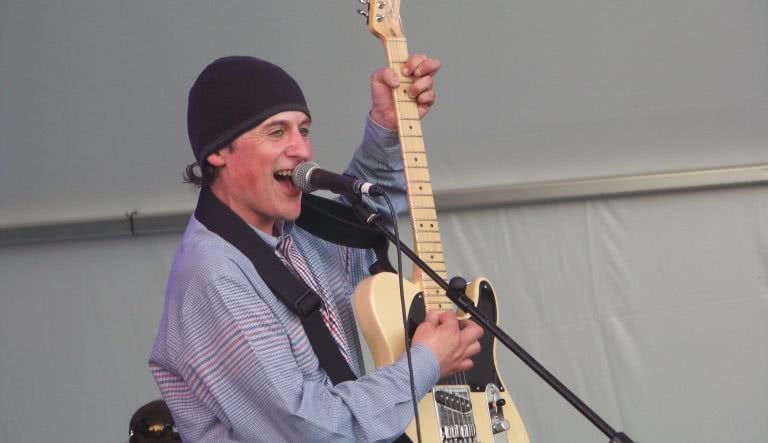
[183, 161, 219, 189]
[182, 145, 233, 188]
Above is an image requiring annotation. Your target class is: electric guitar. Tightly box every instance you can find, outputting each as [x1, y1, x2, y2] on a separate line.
[353, 1, 530, 442]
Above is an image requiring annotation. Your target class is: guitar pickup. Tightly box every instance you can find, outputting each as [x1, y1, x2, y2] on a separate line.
[435, 389, 472, 413]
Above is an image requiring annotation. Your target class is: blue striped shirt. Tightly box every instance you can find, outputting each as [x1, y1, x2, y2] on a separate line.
[149, 117, 440, 442]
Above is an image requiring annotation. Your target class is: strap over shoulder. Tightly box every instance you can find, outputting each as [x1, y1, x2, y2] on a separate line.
[194, 188, 357, 384]
[296, 194, 394, 274]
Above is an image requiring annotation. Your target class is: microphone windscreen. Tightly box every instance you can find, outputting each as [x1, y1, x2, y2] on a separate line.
[292, 161, 319, 192]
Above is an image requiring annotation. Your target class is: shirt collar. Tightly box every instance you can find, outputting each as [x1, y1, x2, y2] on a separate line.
[252, 219, 296, 249]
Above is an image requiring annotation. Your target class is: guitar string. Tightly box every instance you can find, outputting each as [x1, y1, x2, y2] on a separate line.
[387, 35, 460, 439]
[389, 31, 476, 440]
[385, 35, 435, 443]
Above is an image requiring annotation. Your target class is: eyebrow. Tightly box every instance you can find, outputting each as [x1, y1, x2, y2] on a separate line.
[263, 117, 312, 129]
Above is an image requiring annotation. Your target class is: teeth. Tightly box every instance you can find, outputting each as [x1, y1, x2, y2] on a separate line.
[274, 170, 293, 177]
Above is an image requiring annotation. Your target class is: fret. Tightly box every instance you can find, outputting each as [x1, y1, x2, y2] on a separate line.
[404, 168, 430, 182]
[420, 253, 444, 263]
[395, 83, 415, 95]
[423, 273, 448, 284]
[425, 306, 450, 313]
[425, 291, 452, 299]
[404, 171, 431, 188]
[404, 153, 429, 168]
[396, 106, 420, 121]
[423, 262, 447, 273]
[384, 31, 451, 315]
[413, 219, 440, 231]
[414, 231, 441, 242]
[409, 195, 435, 209]
[426, 267, 448, 277]
[424, 271, 448, 280]
[416, 246, 444, 257]
[408, 182, 433, 196]
[415, 243, 443, 253]
[425, 297, 452, 307]
[397, 118, 423, 137]
[411, 208, 437, 220]
[401, 136, 425, 152]
[405, 166, 430, 176]
[424, 291, 452, 301]
[423, 287, 447, 297]
[394, 87, 414, 102]
[413, 239, 442, 248]
[386, 40, 409, 62]
[428, 294, 450, 303]
[425, 303, 454, 312]
[398, 122, 423, 137]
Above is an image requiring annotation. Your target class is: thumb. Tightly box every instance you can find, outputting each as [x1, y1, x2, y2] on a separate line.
[371, 66, 400, 89]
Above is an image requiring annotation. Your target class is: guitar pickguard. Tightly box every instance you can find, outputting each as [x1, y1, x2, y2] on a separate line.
[356, 273, 529, 442]
[406, 282, 503, 392]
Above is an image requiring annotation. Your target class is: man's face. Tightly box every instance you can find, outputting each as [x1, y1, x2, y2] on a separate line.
[207, 110, 312, 233]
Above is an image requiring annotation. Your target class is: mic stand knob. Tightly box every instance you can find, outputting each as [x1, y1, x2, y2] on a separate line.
[447, 276, 475, 314]
[449, 276, 468, 293]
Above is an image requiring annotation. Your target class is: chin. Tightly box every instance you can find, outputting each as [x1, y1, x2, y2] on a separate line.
[283, 206, 302, 222]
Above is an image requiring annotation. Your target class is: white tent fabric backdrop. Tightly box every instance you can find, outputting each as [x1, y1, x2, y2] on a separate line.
[436, 186, 768, 442]
[1, 186, 766, 442]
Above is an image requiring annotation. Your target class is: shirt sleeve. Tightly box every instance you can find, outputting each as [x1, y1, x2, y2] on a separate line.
[341, 115, 408, 222]
[169, 259, 440, 443]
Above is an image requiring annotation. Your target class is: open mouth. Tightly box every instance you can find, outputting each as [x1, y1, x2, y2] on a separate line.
[273, 169, 298, 191]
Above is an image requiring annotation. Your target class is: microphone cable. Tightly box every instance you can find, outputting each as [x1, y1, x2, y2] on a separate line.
[379, 192, 423, 443]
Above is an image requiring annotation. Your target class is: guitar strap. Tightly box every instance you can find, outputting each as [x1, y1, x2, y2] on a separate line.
[195, 189, 411, 442]
[195, 188, 402, 385]
[195, 187, 357, 385]
[296, 193, 393, 275]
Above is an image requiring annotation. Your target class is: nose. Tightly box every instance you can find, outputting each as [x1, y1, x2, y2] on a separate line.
[285, 127, 312, 160]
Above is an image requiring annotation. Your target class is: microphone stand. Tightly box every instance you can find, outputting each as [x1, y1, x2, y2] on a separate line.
[350, 198, 635, 443]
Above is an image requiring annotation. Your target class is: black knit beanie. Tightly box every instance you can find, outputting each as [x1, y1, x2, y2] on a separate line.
[187, 56, 311, 166]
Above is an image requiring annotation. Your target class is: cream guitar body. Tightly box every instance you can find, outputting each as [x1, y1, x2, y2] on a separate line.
[355, 273, 529, 442]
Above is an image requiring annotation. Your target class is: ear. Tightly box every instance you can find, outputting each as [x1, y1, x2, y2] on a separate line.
[206, 150, 226, 167]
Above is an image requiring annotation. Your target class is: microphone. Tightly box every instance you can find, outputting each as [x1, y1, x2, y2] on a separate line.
[292, 161, 385, 197]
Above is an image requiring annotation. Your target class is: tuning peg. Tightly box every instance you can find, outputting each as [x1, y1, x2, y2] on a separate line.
[356, 9, 369, 18]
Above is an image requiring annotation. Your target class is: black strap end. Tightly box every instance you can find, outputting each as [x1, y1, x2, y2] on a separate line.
[293, 288, 322, 318]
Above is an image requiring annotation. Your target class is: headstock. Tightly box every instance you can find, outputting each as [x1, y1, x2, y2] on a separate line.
[356, 0, 404, 41]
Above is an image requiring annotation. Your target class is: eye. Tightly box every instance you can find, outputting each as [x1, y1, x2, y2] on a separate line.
[299, 127, 310, 137]
[269, 129, 285, 137]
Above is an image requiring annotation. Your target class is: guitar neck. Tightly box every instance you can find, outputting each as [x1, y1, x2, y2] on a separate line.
[382, 38, 452, 313]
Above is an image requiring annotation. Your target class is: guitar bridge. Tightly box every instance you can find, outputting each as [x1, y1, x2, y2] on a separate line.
[432, 385, 478, 442]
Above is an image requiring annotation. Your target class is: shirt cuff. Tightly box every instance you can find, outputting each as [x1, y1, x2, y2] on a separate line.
[401, 343, 441, 398]
[360, 113, 401, 164]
